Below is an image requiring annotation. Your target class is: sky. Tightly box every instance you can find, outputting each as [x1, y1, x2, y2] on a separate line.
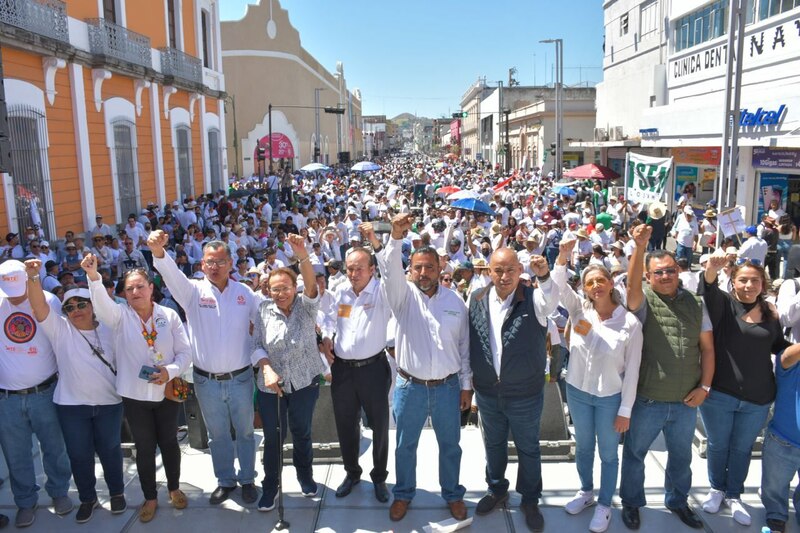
[220, 1, 605, 120]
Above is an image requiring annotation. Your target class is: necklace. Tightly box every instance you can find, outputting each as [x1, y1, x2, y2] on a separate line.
[140, 315, 163, 365]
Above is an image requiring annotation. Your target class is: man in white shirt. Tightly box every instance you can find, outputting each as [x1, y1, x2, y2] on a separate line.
[671, 206, 699, 267]
[88, 214, 113, 239]
[738, 225, 768, 266]
[377, 214, 471, 523]
[148, 231, 261, 506]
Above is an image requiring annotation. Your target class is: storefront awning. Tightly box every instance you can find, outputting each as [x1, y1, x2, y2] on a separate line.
[568, 140, 641, 149]
[254, 133, 295, 159]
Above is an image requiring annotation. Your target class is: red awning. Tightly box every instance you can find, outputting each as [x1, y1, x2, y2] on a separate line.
[255, 133, 295, 159]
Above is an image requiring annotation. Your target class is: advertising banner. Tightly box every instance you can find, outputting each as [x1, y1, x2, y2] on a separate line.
[758, 173, 789, 221]
[675, 166, 698, 201]
[625, 152, 673, 204]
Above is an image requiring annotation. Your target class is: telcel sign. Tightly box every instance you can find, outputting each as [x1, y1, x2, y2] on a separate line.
[740, 104, 786, 127]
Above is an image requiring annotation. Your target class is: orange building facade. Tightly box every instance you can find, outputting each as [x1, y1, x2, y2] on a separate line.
[0, 0, 228, 241]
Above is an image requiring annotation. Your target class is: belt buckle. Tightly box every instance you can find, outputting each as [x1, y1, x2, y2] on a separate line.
[17, 388, 30, 395]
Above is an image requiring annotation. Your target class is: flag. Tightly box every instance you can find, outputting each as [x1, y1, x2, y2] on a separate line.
[624, 153, 673, 204]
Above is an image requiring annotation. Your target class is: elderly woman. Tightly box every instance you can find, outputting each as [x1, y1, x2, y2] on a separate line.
[252, 234, 325, 512]
[82, 255, 191, 523]
[24, 259, 125, 524]
[553, 239, 643, 533]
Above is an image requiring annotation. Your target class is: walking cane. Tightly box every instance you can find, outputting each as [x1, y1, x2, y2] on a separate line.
[275, 382, 289, 530]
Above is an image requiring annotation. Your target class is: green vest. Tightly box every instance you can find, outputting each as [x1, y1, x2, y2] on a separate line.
[638, 287, 703, 402]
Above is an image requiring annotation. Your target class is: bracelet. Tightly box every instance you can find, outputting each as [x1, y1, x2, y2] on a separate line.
[28, 275, 40, 283]
[297, 255, 310, 264]
[536, 273, 551, 282]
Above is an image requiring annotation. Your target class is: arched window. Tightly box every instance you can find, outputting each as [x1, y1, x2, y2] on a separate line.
[176, 125, 194, 200]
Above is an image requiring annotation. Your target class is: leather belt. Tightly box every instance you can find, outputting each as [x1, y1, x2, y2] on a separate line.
[194, 365, 251, 381]
[397, 368, 456, 387]
[334, 352, 384, 368]
[0, 373, 58, 395]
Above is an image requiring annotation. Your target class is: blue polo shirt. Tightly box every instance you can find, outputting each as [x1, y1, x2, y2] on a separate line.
[769, 355, 800, 448]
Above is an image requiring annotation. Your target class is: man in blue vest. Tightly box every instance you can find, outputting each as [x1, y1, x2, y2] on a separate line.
[468, 247, 557, 532]
[620, 225, 715, 530]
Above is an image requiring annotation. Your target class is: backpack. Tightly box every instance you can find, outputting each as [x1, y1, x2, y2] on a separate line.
[546, 229, 563, 250]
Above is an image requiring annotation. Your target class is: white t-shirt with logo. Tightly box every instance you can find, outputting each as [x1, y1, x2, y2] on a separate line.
[0, 294, 61, 390]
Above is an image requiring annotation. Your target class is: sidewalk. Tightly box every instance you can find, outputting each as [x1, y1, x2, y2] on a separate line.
[0, 425, 793, 532]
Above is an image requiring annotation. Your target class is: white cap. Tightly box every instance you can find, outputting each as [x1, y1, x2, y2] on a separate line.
[63, 288, 91, 304]
[0, 260, 27, 298]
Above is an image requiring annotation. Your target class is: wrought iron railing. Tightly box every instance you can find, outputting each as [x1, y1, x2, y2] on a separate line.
[86, 18, 152, 69]
[159, 47, 202, 84]
[0, 0, 69, 43]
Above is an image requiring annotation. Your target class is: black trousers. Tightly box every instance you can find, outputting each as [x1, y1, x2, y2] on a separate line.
[330, 354, 392, 483]
[122, 397, 181, 500]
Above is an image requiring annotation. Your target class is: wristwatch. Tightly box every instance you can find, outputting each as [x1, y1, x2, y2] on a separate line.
[701, 385, 711, 394]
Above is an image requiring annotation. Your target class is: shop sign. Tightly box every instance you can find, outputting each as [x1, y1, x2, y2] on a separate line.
[672, 147, 721, 165]
[625, 152, 673, 203]
[752, 147, 800, 169]
[739, 105, 786, 127]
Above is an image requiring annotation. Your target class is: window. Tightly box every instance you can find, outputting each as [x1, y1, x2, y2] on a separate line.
[674, 1, 727, 52]
[167, 0, 177, 48]
[620, 13, 629, 36]
[103, 0, 117, 23]
[759, 0, 800, 20]
[112, 120, 140, 222]
[207, 129, 223, 193]
[7, 107, 55, 239]
[201, 9, 210, 68]
[640, 0, 659, 39]
[176, 126, 194, 200]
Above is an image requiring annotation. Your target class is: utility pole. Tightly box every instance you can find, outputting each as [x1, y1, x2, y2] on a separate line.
[498, 80, 503, 169]
[314, 88, 322, 163]
[268, 103, 273, 174]
[223, 94, 239, 178]
[541, 38, 564, 179]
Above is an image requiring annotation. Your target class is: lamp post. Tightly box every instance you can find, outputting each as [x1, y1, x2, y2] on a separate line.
[540, 38, 563, 179]
[504, 108, 511, 173]
[223, 94, 239, 179]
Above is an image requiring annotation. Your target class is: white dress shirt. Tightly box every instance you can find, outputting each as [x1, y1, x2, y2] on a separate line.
[325, 277, 392, 360]
[154, 253, 260, 373]
[487, 287, 514, 376]
[778, 278, 800, 343]
[376, 238, 471, 389]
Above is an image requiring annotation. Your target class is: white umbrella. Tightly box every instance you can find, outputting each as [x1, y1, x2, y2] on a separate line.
[351, 161, 381, 172]
[300, 162, 330, 172]
[447, 190, 480, 201]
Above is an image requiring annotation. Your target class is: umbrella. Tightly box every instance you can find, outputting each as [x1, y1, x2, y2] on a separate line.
[444, 153, 458, 160]
[436, 186, 461, 195]
[351, 161, 381, 172]
[300, 162, 330, 172]
[447, 190, 480, 201]
[434, 162, 450, 169]
[451, 198, 496, 217]
[563, 163, 620, 180]
[554, 186, 577, 197]
[493, 176, 513, 191]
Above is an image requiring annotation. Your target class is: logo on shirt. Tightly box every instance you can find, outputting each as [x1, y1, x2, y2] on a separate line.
[199, 297, 217, 309]
[155, 317, 167, 328]
[4, 312, 36, 344]
[237, 295, 246, 305]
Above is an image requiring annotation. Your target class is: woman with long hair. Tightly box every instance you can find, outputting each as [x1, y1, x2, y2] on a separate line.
[553, 239, 643, 533]
[699, 254, 790, 526]
[82, 255, 191, 523]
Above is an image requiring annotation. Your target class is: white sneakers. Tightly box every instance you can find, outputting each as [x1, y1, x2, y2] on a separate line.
[589, 504, 611, 533]
[564, 490, 596, 515]
[726, 498, 751, 526]
[702, 488, 725, 513]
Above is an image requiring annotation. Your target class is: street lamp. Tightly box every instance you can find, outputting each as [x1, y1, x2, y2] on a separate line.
[222, 94, 239, 179]
[540, 38, 563, 179]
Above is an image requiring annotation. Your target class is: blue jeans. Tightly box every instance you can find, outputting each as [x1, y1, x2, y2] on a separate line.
[567, 384, 621, 507]
[194, 368, 257, 487]
[413, 184, 426, 205]
[675, 243, 693, 267]
[268, 190, 279, 209]
[0, 384, 72, 508]
[476, 390, 543, 504]
[56, 403, 124, 503]
[761, 429, 800, 525]
[699, 389, 770, 499]
[393, 373, 465, 502]
[778, 239, 792, 279]
[256, 382, 319, 491]
[620, 396, 697, 509]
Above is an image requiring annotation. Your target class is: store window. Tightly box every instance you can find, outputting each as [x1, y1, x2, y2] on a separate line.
[112, 120, 140, 221]
[176, 126, 194, 200]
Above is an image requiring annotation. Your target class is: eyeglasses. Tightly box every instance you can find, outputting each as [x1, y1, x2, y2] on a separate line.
[62, 301, 90, 313]
[651, 267, 678, 277]
[203, 259, 229, 268]
[269, 286, 294, 295]
[583, 278, 609, 289]
[735, 257, 762, 267]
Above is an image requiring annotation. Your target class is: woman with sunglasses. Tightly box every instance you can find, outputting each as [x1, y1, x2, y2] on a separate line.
[81, 255, 191, 523]
[553, 239, 643, 533]
[23, 259, 125, 524]
[699, 253, 790, 526]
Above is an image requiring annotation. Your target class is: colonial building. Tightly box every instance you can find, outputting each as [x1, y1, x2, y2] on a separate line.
[0, 0, 227, 239]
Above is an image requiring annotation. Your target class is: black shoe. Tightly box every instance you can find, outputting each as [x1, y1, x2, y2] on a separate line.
[520, 501, 544, 532]
[209, 485, 236, 505]
[374, 482, 389, 503]
[75, 501, 97, 524]
[241, 483, 258, 504]
[0, 513, 7, 529]
[109, 495, 127, 514]
[335, 477, 360, 498]
[475, 492, 509, 516]
[621, 505, 640, 530]
[767, 518, 786, 532]
[667, 505, 703, 529]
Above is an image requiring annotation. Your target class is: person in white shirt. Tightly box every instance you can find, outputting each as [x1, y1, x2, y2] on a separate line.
[149, 231, 262, 506]
[738, 226, 768, 266]
[24, 267, 126, 523]
[83, 254, 191, 523]
[671, 206, 700, 267]
[554, 239, 643, 532]
[89, 214, 113, 239]
[376, 213, 471, 523]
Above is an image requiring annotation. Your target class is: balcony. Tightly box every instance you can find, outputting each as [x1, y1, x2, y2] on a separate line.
[86, 18, 152, 69]
[0, 0, 69, 43]
[159, 47, 202, 85]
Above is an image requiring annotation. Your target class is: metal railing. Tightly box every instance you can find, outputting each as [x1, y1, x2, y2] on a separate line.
[159, 47, 202, 84]
[86, 18, 152, 69]
[0, 0, 69, 43]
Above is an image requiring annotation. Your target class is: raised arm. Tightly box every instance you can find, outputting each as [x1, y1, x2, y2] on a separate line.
[82, 253, 122, 328]
[149, 230, 195, 308]
[375, 213, 413, 313]
[24, 259, 50, 322]
[551, 239, 582, 316]
[626, 224, 652, 311]
[287, 233, 317, 299]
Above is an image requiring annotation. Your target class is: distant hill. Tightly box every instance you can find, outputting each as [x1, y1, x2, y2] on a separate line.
[391, 113, 417, 123]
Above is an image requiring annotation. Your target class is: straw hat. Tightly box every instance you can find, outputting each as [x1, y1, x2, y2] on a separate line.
[648, 201, 667, 220]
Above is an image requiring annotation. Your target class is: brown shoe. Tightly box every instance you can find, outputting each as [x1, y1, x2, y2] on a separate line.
[138, 500, 157, 523]
[390, 499, 410, 521]
[448, 499, 468, 521]
[169, 489, 188, 510]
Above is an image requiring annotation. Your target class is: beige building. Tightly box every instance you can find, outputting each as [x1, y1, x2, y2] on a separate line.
[221, 0, 363, 176]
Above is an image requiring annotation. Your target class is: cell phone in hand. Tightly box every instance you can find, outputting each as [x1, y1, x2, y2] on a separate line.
[138, 365, 158, 381]
[372, 221, 392, 234]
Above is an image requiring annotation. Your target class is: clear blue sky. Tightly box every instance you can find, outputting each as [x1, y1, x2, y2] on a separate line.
[220, 1, 605, 119]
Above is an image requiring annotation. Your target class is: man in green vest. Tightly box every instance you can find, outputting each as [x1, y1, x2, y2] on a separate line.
[619, 224, 715, 531]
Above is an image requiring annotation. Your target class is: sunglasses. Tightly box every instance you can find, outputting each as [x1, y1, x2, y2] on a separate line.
[62, 301, 90, 313]
[441, 277, 452, 282]
[651, 267, 678, 277]
[583, 278, 609, 289]
[735, 257, 762, 267]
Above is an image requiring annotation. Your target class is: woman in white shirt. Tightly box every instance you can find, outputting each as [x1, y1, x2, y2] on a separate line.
[82, 255, 191, 524]
[24, 261, 125, 524]
[553, 239, 643, 533]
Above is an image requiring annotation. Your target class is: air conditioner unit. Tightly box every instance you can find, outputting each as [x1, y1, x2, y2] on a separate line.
[594, 128, 608, 142]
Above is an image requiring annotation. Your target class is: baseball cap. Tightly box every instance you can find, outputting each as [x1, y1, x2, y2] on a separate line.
[683, 206, 694, 215]
[745, 225, 757, 235]
[5, 232, 17, 242]
[62, 288, 90, 304]
[44, 260, 58, 270]
[0, 260, 27, 298]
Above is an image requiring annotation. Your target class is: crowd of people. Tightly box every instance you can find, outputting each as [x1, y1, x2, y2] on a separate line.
[0, 155, 799, 533]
